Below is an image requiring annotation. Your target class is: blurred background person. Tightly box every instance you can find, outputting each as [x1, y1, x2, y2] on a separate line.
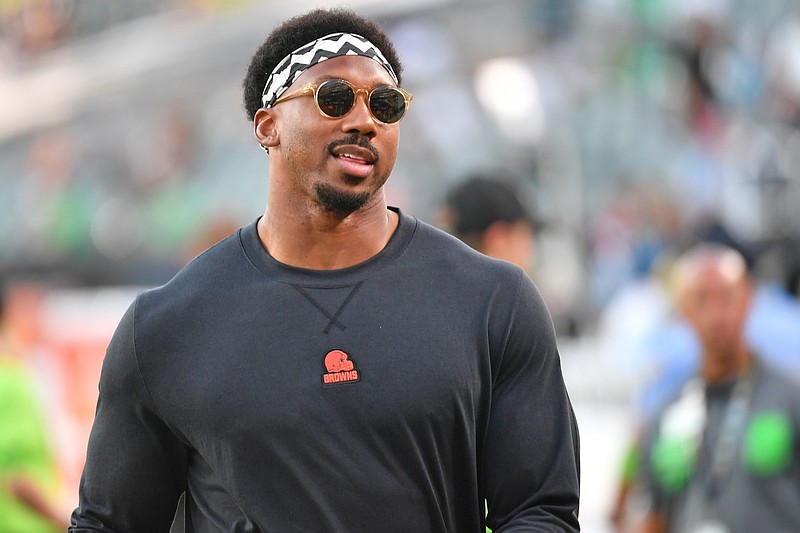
[607, 220, 800, 428]
[0, 280, 65, 532]
[439, 170, 541, 275]
[631, 244, 800, 533]
[608, 221, 800, 532]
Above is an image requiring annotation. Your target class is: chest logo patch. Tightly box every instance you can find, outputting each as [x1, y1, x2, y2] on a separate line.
[322, 349, 360, 385]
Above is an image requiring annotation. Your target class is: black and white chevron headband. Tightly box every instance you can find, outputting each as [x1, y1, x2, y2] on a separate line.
[261, 32, 398, 109]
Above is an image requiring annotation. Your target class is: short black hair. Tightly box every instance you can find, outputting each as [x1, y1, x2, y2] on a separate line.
[444, 172, 539, 239]
[242, 8, 403, 121]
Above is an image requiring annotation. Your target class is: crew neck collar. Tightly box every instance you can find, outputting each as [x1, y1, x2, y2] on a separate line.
[240, 206, 415, 287]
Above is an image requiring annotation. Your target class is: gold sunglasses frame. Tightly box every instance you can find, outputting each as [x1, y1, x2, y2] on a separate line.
[272, 79, 413, 125]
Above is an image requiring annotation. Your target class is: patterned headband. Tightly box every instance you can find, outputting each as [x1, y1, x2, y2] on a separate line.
[261, 32, 398, 108]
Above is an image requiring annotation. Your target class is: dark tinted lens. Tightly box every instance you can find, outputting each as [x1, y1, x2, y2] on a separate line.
[316, 81, 355, 117]
[369, 87, 406, 123]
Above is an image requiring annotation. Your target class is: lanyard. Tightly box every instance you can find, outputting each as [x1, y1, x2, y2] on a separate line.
[658, 363, 758, 532]
[699, 364, 757, 502]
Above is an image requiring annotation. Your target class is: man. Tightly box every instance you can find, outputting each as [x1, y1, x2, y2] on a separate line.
[70, 8, 579, 532]
[441, 172, 539, 275]
[635, 244, 800, 532]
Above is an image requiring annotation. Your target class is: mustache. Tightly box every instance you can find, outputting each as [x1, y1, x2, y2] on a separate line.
[327, 135, 379, 162]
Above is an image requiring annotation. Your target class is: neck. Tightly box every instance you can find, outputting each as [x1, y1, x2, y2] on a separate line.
[258, 197, 398, 270]
[701, 341, 752, 384]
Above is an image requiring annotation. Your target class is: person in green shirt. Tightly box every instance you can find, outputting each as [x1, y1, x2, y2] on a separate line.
[0, 282, 64, 533]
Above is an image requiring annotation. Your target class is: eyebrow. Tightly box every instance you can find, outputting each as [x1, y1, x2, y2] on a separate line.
[313, 75, 395, 88]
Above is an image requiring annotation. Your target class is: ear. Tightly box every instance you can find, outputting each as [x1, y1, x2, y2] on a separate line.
[254, 108, 279, 150]
[481, 220, 512, 254]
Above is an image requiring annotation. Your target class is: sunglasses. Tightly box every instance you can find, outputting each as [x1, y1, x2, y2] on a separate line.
[272, 79, 413, 124]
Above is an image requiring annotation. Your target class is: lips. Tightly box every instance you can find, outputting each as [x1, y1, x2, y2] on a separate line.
[330, 144, 377, 179]
[330, 145, 376, 165]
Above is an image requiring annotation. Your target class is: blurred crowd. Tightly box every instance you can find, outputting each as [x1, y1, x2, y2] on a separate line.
[1, 0, 799, 331]
[2, 0, 800, 530]
[0, 0, 246, 72]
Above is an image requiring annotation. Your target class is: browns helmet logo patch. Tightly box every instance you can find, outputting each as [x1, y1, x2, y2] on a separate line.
[322, 349, 360, 385]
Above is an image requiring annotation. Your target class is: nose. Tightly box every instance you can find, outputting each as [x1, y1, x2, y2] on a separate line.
[340, 89, 377, 137]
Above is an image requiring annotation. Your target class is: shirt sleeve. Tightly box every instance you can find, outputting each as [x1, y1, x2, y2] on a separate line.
[69, 298, 188, 532]
[483, 271, 581, 532]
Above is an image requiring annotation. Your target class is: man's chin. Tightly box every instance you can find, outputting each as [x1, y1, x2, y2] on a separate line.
[315, 183, 370, 215]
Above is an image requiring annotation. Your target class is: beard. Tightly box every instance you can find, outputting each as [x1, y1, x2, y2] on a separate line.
[314, 182, 371, 215]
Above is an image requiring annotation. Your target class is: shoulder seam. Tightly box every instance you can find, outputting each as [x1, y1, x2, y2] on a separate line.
[130, 294, 170, 426]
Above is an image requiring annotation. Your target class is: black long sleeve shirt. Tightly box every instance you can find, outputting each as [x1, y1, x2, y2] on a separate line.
[70, 208, 580, 532]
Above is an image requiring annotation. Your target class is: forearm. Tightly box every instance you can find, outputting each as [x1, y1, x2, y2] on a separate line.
[638, 513, 668, 533]
[8, 476, 67, 529]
